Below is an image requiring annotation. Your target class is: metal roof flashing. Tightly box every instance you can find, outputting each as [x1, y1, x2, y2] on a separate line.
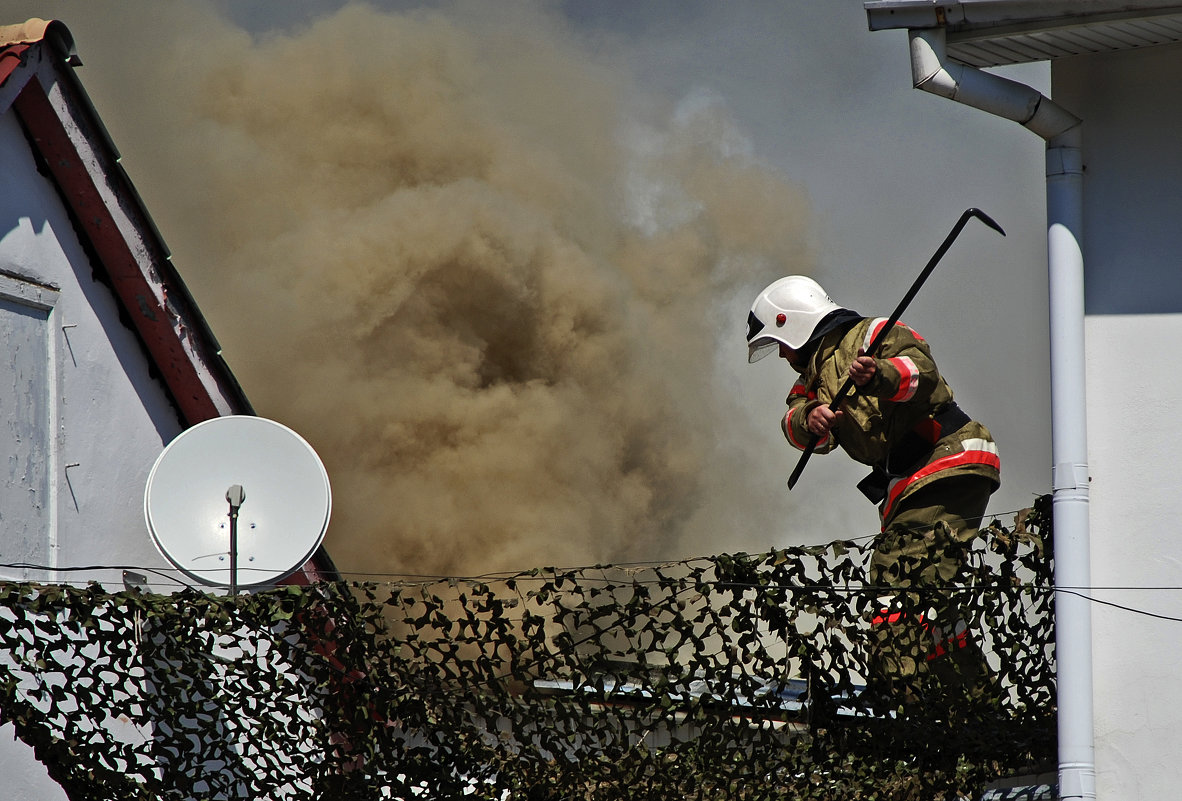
[865, 1, 1182, 66]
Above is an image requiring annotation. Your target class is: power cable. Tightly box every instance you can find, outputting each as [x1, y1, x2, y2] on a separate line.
[5, 561, 1182, 626]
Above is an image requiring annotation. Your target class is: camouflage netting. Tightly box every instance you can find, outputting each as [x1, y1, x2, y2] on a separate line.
[0, 497, 1055, 800]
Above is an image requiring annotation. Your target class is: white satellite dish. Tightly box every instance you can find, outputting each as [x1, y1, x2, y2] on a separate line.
[144, 416, 331, 590]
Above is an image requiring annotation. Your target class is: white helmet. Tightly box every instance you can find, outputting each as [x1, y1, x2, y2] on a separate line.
[746, 275, 841, 362]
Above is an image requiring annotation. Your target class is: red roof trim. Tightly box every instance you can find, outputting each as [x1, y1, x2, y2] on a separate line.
[13, 80, 222, 425]
[0, 42, 30, 88]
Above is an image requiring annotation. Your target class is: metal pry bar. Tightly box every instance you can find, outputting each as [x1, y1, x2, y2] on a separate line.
[786, 208, 1005, 490]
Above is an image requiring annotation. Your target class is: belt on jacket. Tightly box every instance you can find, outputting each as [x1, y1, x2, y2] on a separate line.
[856, 403, 972, 505]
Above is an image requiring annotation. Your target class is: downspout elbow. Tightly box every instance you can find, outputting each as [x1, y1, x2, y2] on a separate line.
[907, 22, 1092, 801]
[909, 27, 1080, 141]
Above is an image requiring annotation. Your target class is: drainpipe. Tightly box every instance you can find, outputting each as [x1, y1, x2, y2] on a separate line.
[909, 27, 1095, 801]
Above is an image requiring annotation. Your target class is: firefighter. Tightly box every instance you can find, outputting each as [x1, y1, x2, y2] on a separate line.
[745, 275, 1000, 709]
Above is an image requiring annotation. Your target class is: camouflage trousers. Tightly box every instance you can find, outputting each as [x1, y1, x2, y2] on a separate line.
[866, 475, 997, 712]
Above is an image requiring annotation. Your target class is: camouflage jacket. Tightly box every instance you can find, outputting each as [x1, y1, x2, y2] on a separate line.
[783, 317, 1000, 522]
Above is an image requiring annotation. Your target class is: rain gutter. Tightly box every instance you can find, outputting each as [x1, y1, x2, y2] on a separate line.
[908, 26, 1095, 801]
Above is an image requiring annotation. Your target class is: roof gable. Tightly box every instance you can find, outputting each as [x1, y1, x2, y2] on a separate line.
[0, 19, 337, 583]
[1, 20, 251, 424]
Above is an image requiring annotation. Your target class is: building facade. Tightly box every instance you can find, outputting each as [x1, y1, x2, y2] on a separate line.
[1, 19, 333, 798]
[866, 2, 1182, 799]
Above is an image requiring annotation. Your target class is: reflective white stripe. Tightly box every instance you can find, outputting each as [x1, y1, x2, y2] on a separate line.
[864, 317, 925, 353]
[887, 356, 919, 402]
[961, 437, 999, 457]
[863, 318, 890, 352]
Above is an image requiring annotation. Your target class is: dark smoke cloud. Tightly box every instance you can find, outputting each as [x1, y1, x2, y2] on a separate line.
[14, 1, 814, 575]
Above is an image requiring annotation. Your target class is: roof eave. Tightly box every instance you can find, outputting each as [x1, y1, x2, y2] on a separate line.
[866, 0, 1182, 32]
[866, 1, 1182, 67]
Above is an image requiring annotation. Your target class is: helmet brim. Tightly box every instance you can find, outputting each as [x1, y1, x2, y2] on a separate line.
[748, 338, 779, 363]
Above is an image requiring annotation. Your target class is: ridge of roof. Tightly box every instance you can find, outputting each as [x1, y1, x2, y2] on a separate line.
[0, 17, 76, 61]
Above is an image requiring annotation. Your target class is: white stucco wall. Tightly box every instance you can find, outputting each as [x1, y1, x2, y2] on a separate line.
[0, 109, 185, 585]
[0, 96, 189, 801]
[1056, 42, 1182, 800]
[1085, 314, 1182, 799]
[1058, 43, 1182, 317]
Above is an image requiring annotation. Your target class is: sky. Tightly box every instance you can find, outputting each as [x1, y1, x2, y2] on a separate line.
[8, 1, 1053, 578]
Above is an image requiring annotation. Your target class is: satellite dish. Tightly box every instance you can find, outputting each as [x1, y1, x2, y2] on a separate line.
[144, 416, 331, 589]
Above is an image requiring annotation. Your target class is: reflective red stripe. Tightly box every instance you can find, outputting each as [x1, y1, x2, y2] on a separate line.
[881, 447, 1001, 521]
[863, 318, 925, 353]
[871, 609, 918, 626]
[785, 407, 828, 451]
[785, 408, 808, 449]
[886, 356, 919, 402]
[863, 318, 890, 352]
[927, 628, 970, 661]
[871, 609, 970, 662]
